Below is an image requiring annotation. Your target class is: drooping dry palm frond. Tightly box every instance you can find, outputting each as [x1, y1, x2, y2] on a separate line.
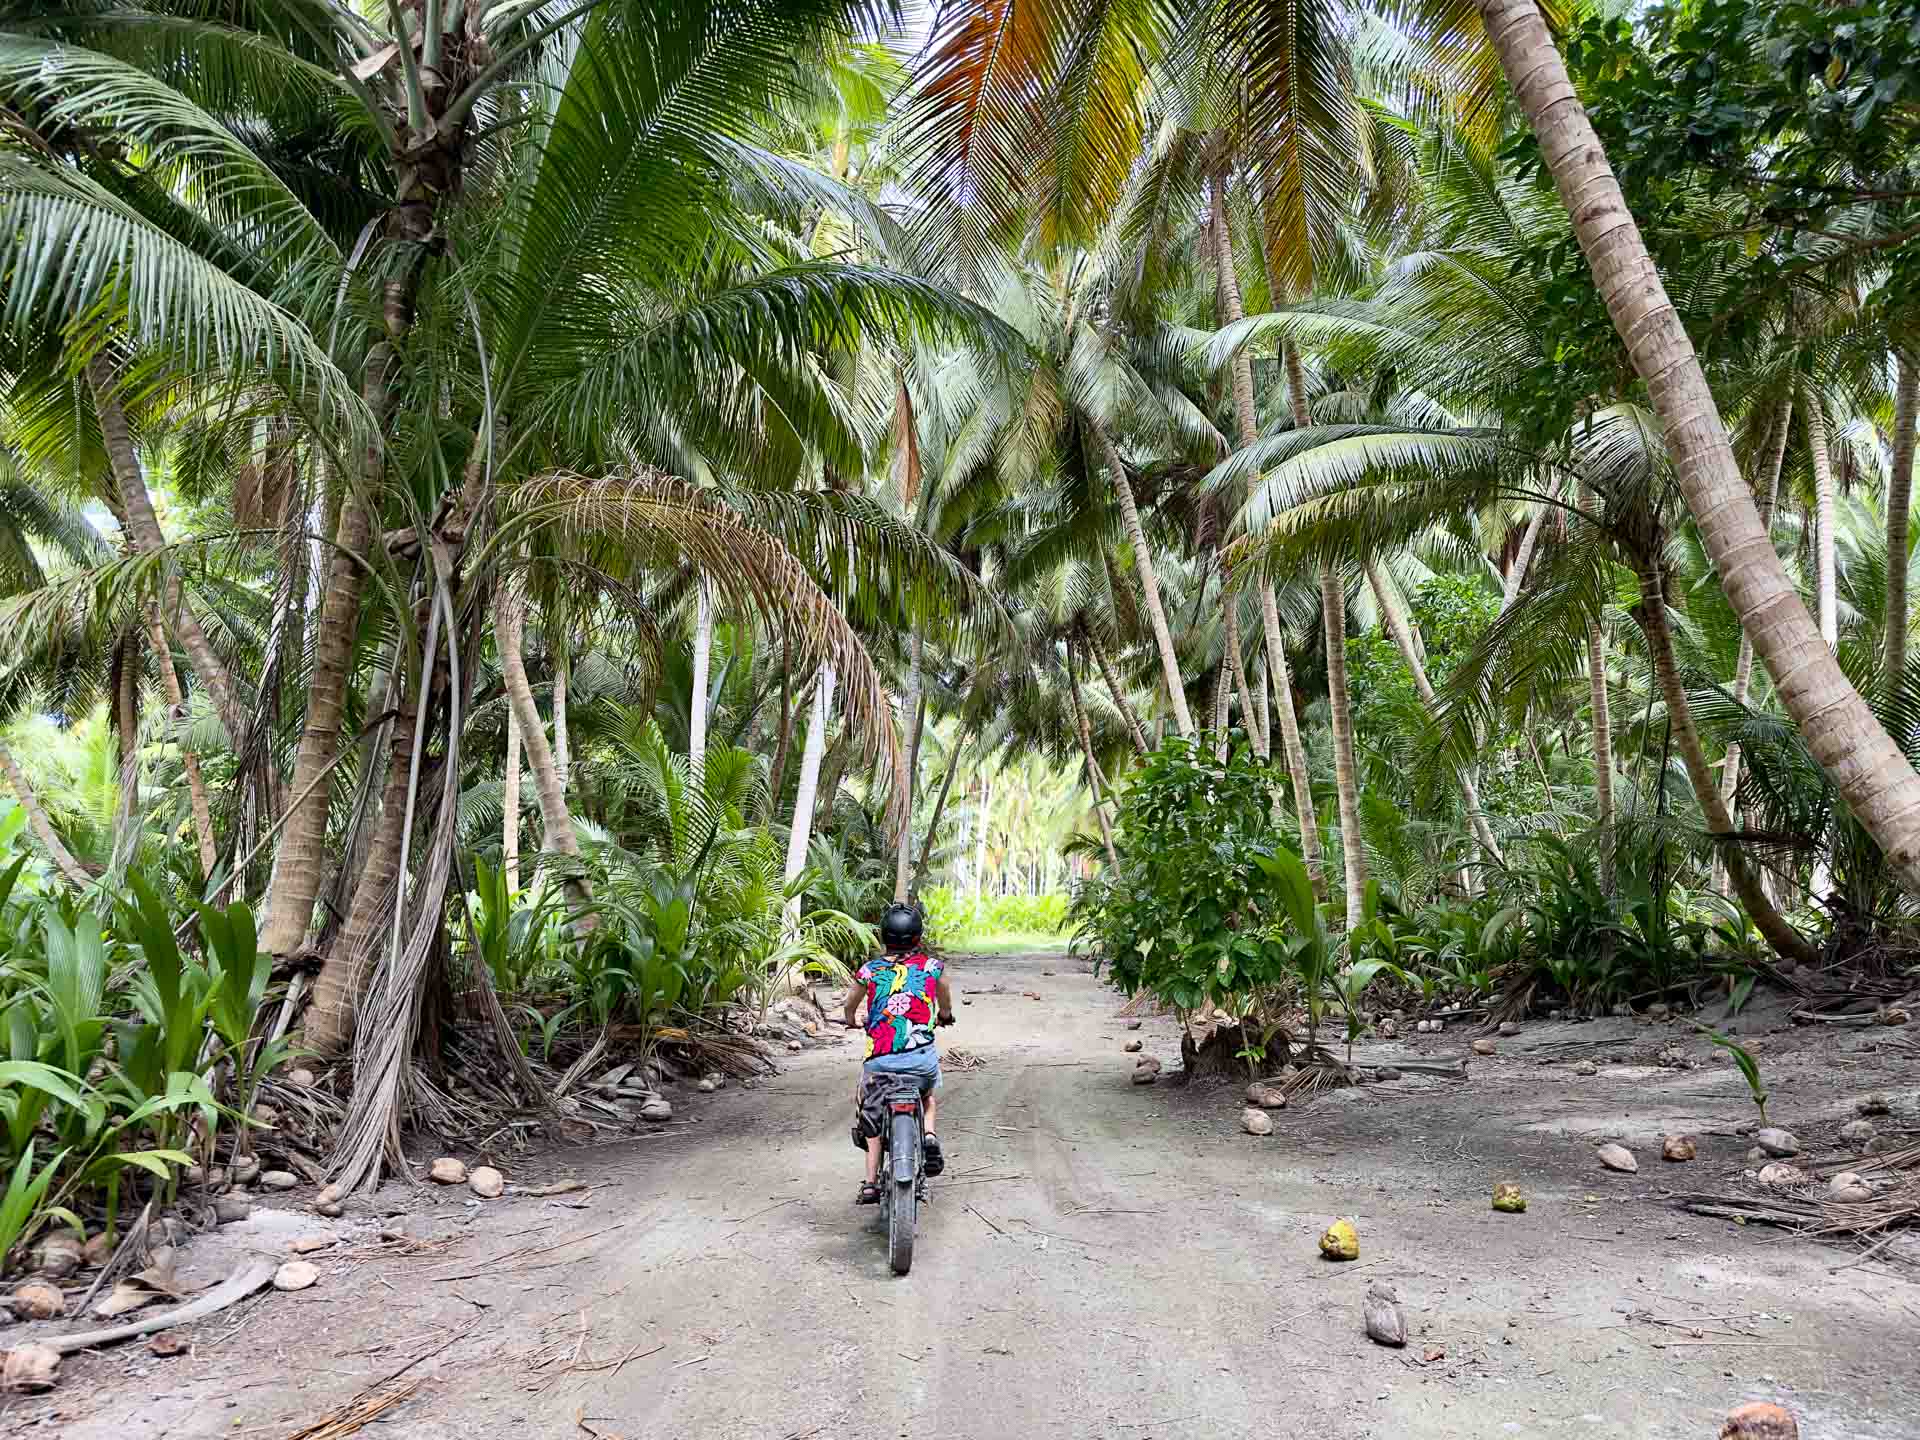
[506, 470, 906, 814]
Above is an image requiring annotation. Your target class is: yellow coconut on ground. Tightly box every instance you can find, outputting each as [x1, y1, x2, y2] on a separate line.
[1492, 1183, 1526, 1213]
[1319, 1219, 1359, 1260]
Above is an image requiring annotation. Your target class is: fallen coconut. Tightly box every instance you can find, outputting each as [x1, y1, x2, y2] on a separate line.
[1123, 1039, 1143, 1053]
[1375, 1066, 1403, 1082]
[289, 1235, 334, 1255]
[1877, 1006, 1910, 1027]
[1246, 1082, 1287, 1110]
[428, 1157, 468, 1185]
[1491, 1182, 1526, 1213]
[1131, 1067, 1157, 1086]
[1363, 1281, 1407, 1347]
[1573, 1060, 1597, 1077]
[273, 1260, 319, 1292]
[8, 1282, 64, 1320]
[1, 1344, 60, 1394]
[468, 1166, 505, 1199]
[214, 1197, 252, 1225]
[313, 1184, 344, 1218]
[230, 1158, 260, 1185]
[641, 1098, 674, 1122]
[33, 1233, 81, 1279]
[1754, 1127, 1800, 1157]
[1319, 1218, 1360, 1261]
[786, 1040, 803, 1053]
[697, 1078, 717, 1093]
[1649, 1002, 1671, 1021]
[1596, 1143, 1638, 1173]
[1720, 1400, 1799, 1440]
[1470, 1038, 1497, 1057]
[1854, 1093, 1891, 1117]
[1377, 1018, 1398, 1039]
[1828, 1171, 1874, 1203]
[259, 1170, 298, 1191]
[287, 1067, 317, 1088]
[1758, 1162, 1806, 1188]
[1125, 1018, 1142, 1031]
[1661, 1135, 1697, 1162]
[1241, 1107, 1273, 1137]
[1135, 1056, 1163, 1074]
[1838, 1118, 1877, 1148]
[1498, 1021, 1521, 1037]
[81, 1232, 114, 1268]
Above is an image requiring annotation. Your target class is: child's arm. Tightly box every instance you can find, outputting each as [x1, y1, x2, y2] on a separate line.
[841, 976, 866, 1028]
[935, 975, 956, 1023]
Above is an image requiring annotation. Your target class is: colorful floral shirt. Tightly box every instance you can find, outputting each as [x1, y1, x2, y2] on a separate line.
[856, 950, 944, 1058]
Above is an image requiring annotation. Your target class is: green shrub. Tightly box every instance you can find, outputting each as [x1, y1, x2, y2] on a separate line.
[922, 888, 1070, 946]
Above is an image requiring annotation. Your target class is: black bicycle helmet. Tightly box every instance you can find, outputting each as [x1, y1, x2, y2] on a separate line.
[878, 902, 923, 952]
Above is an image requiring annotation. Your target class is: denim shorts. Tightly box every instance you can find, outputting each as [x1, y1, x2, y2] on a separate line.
[863, 1046, 942, 1092]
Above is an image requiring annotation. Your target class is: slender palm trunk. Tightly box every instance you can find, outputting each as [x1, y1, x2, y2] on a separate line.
[781, 665, 836, 926]
[1715, 399, 1793, 893]
[0, 741, 92, 888]
[145, 610, 216, 876]
[1805, 387, 1838, 649]
[496, 593, 588, 903]
[1504, 494, 1553, 608]
[1085, 628, 1150, 756]
[111, 637, 140, 883]
[1366, 561, 1502, 864]
[912, 724, 972, 891]
[689, 574, 713, 784]
[1588, 616, 1615, 894]
[1254, 654, 1271, 753]
[1067, 640, 1122, 871]
[261, 489, 372, 955]
[1092, 422, 1194, 734]
[894, 632, 923, 902]
[1222, 596, 1265, 759]
[1887, 353, 1918, 682]
[552, 648, 570, 790]
[1478, 0, 1920, 895]
[1259, 585, 1323, 888]
[503, 699, 523, 892]
[1632, 563, 1815, 964]
[88, 357, 250, 746]
[1320, 564, 1369, 924]
[768, 636, 795, 802]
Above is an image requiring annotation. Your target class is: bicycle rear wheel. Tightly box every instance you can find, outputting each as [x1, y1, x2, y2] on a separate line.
[888, 1176, 916, 1274]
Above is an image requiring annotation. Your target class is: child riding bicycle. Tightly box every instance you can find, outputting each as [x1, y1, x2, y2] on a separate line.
[842, 902, 954, 1205]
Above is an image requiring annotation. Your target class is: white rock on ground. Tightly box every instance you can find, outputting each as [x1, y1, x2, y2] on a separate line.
[429, 1157, 468, 1185]
[273, 1260, 319, 1292]
[1596, 1143, 1637, 1173]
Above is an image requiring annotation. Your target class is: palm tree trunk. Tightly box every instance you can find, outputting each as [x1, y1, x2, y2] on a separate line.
[1588, 616, 1615, 894]
[260, 489, 372, 956]
[1259, 584, 1325, 891]
[87, 356, 251, 747]
[1504, 494, 1553, 608]
[1321, 563, 1369, 924]
[768, 635, 795, 801]
[1715, 398, 1792, 893]
[1805, 387, 1838, 649]
[1366, 561, 1502, 864]
[0, 741, 92, 889]
[111, 635, 141, 883]
[1283, 342, 1360, 910]
[781, 664, 836, 925]
[503, 699, 523, 892]
[1092, 418, 1193, 734]
[1066, 639, 1123, 871]
[689, 574, 713, 784]
[144, 609, 217, 876]
[912, 723, 972, 891]
[552, 647, 570, 790]
[307, 661, 418, 1058]
[1085, 627, 1150, 755]
[894, 631, 924, 902]
[496, 592, 586, 889]
[1478, 0, 1920, 896]
[1254, 654, 1271, 753]
[1631, 563, 1815, 964]
[1887, 353, 1918, 681]
[1223, 595, 1266, 759]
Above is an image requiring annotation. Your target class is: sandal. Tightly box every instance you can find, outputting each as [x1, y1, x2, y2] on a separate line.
[856, 1181, 881, 1205]
[922, 1133, 946, 1177]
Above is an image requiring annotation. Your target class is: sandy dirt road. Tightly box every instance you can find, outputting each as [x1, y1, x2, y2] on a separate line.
[39, 948, 1920, 1440]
